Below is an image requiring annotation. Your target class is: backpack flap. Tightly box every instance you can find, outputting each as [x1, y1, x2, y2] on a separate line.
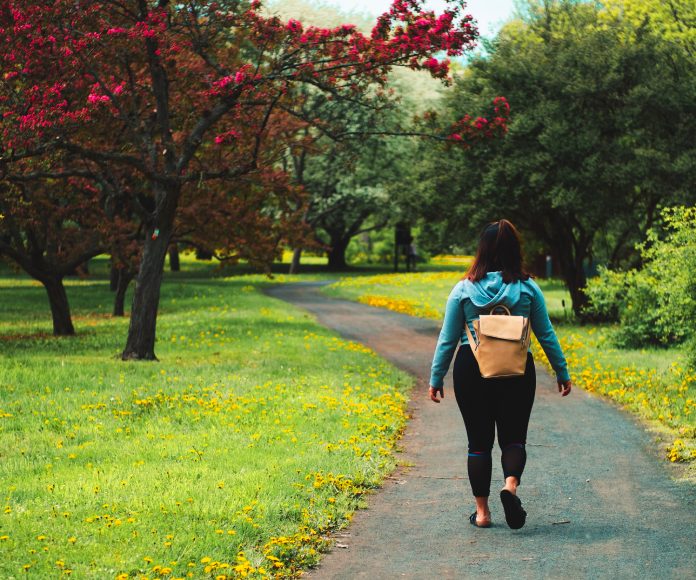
[478, 315, 527, 341]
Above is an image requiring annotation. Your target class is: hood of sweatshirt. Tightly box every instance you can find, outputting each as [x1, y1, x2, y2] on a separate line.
[462, 271, 522, 309]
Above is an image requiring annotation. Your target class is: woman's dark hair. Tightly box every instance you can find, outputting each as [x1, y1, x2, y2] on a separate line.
[464, 219, 531, 283]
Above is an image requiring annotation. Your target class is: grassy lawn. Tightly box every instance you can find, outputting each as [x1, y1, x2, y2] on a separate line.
[325, 270, 696, 470]
[0, 267, 413, 578]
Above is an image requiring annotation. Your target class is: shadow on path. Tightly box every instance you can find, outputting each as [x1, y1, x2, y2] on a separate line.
[266, 282, 696, 580]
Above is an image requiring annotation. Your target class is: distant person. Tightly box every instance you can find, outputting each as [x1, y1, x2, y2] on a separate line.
[428, 219, 572, 529]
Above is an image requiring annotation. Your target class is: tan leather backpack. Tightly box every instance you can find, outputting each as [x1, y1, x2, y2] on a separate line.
[465, 305, 531, 378]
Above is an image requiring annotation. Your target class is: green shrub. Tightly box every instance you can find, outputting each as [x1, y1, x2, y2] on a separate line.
[583, 267, 633, 322]
[584, 206, 696, 353]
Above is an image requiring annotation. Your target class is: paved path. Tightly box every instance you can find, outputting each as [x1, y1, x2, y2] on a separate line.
[266, 283, 696, 580]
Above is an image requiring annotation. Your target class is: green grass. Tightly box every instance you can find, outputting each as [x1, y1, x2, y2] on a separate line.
[324, 270, 696, 470]
[0, 269, 413, 578]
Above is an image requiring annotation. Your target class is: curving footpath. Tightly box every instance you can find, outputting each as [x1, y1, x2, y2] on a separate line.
[266, 282, 696, 580]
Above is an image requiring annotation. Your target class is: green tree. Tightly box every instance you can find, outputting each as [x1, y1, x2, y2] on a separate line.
[411, 0, 696, 315]
[273, 0, 461, 272]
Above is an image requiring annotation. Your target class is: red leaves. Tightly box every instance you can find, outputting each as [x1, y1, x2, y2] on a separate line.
[0, 0, 505, 272]
[286, 19, 303, 33]
[0, 0, 483, 153]
[207, 65, 256, 98]
[448, 97, 510, 146]
[365, 0, 477, 77]
[214, 130, 240, 145]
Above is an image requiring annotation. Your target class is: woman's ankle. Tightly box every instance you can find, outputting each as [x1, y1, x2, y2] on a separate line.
[474, 496, 490, 518]
[503, 476, 519, 494]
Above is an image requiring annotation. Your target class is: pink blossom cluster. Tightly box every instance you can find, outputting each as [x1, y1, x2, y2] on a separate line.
[449, 97, 510, 145]
[209, 65, 256, 97]
[214, 130, 241, 145]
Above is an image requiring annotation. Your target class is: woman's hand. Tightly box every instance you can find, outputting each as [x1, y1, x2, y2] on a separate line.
[557, 380, 572, 397]
[429, 385, 444, 403]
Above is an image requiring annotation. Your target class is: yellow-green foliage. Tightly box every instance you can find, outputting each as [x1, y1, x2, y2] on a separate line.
[584, 207, 696, 349]
[600, 0, 696, 54]
[0, 275, 412, 578]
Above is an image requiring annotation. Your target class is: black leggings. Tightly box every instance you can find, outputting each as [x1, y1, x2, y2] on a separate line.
[452, 346, 536, 498]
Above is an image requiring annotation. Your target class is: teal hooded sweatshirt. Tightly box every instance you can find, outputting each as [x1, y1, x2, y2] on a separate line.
[429, 272, 570, 388]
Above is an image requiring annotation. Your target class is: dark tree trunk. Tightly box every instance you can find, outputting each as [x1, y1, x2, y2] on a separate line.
[327, 237, 350, 270]
[289, 248, 302, 275]
[122, 188, 179, 360]
[109, 262, 119, 291]
[113, 269, 135, 317]
[556, 245, 589, 318]
[568, 281, 589, 318]
[121, 233, 169, 359]
[168, 244, 180, 272]
[42, 276, 75, 336]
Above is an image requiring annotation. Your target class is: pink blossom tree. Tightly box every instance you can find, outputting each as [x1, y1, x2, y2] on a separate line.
[0, 0, 507, 359]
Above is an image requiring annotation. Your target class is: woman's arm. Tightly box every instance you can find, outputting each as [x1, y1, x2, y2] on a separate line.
[529, 281, 571, 384]
[429, 284, 465, 390]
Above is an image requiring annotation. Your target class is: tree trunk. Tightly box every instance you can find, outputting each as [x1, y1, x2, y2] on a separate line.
[113, 269, 135, 317]
[327, 237, 350, 270]
[109, 261, 119, 291]
[168, 243, 180, 272]
[289, 247, 302, 275]
[568, 281, 589, 319]
[557, 247, 589, 318]
[43, 276, 75, 336]
[122, 188, 180, 360]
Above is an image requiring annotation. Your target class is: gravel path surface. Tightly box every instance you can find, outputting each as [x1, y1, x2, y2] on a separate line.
[266, 282, 696, 580]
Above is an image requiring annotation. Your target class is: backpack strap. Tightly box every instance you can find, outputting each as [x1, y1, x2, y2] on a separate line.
[465, 320, 479, 351]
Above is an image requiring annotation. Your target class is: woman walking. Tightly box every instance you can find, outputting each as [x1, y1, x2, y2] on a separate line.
[429, 219, 572, 529]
